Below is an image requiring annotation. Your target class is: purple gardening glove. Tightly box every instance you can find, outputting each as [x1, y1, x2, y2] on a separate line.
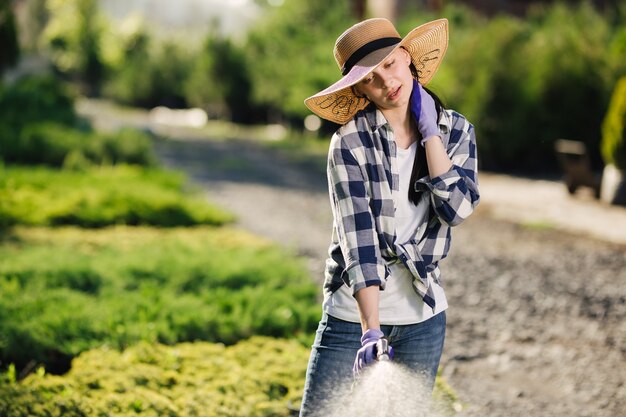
[353, 329, 394, 375]
[410, 79, 441, 146]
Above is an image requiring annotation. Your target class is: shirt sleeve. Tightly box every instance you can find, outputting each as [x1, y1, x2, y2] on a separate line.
[328, 133, 388, 296]
[415, 118, 480, 226]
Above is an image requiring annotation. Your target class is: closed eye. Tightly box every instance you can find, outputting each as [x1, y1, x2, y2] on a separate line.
[384, 60, 395, 69]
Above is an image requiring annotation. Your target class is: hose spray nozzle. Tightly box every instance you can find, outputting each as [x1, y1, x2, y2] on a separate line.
[375, 338, 393, 361]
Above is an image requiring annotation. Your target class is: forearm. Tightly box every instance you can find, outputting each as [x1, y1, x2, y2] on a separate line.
[354, 285, 380, 332]
[424, 135, 452, 178]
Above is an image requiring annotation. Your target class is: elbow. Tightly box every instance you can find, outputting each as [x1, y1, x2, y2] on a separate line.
[437, 192, 480, 227]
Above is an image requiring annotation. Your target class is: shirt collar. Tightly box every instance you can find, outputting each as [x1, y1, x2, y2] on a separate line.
[438, 108, 451, 134]
[361, 103, 388, 133]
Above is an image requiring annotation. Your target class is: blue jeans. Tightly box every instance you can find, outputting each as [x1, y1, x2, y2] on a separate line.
[299, 311, 446, 417]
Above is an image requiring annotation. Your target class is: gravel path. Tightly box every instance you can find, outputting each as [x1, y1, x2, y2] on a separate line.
[78, 100, 626, 416]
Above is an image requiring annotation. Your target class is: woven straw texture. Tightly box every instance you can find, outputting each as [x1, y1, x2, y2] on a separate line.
[305, 18, 448, 125]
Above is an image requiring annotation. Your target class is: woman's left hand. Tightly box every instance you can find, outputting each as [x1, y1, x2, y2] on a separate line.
[410, 79, 441, 144]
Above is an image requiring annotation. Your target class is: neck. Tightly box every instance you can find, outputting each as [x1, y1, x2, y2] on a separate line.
[382, 106, 417, 150]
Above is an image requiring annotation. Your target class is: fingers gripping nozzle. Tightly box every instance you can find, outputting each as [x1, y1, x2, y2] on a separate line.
[375, 338, 393, 361]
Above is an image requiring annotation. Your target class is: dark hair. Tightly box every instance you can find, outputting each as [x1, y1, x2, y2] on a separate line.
[408, 66, 445, 205]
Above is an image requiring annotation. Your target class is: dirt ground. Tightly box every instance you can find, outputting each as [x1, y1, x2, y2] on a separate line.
[78, 101, 626, 416]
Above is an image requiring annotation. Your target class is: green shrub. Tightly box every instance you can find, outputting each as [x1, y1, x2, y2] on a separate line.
[601, 76, 626, 169]
[15, 122, 86, 166]
[0, 337, 458, 417]
[0, 166, 232, 228]
[85, 127, 157, 166]
[0, 75, 76, 132]
[0, 226, 320, 372]
[0, 74, 158, 167]
[8, 123, 156, 168]
[0, 337, 309, 417]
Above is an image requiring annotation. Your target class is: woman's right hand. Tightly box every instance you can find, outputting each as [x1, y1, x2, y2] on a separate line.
[353, 328, 384, 375]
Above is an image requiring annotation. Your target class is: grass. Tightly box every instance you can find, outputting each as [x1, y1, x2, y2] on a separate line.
[522, 220, 556, 231]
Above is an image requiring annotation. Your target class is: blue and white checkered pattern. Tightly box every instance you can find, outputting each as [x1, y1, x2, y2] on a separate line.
[324, 104, 480, 310]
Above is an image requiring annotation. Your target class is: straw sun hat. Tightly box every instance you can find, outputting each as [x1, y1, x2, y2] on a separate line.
[304, 18, 448, 125]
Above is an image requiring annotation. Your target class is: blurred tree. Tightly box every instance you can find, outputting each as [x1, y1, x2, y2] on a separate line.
[244, 0, 353, 123]
[17, 0, 48, 52]
[399, 1, 623, 173]
[103, 20, 192, 109]
[42, 0, 105, 95]
[185, 30, 253, 122]
[352, 0, 366, 20]
[0, 0, 19, 74]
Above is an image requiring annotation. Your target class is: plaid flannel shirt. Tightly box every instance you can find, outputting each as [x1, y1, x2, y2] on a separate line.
[324, 104, 480, 309]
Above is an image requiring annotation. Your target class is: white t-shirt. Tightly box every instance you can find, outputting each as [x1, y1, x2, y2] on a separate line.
[324, 141, 448, 325]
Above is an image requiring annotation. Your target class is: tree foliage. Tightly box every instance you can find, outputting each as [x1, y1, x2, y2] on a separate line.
[408, 2, 626, 172]
[185, 32, 253, 122]
[601, 77, 626, 169]
[243, 0, 354, 120]
[41, 0, 105, 94]
[0, 0, 19, 74]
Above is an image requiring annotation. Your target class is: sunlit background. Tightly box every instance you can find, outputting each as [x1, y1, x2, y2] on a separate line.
[1, 1, 625, 416]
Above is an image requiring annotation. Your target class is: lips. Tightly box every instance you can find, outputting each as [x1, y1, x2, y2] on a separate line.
[387, 86, 401, 101]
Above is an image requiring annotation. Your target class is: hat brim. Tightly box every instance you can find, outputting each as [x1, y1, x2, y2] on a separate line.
[305, 18, 448, 125]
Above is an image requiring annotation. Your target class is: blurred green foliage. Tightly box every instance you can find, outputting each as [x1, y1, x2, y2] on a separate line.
[186, 34, 254, 122]
[404, 2, 626, 172]
[0, 335, 459, 416]
[0, 226, 319, 373]
[0, 0, 19, 74]
[601, 76, 626, 169]
[243, 0, 353, 121]
[42, 0, 105, 94]
[0, 75, 76, 130]
[102, 23, 192, 109]
[0, 337, 309, 416]
[0, 75, 157, 167]
[30, 0, 626, 172]
[0, 165, 233, 228]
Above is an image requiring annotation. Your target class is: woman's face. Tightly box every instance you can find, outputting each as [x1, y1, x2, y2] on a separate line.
[355, 48, 414, 112]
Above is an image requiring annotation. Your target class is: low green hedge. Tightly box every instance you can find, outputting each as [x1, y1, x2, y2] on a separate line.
[0, 165, 233, 228]
[0, 226, 320, 373]
[0, 337, 458, 417]
[0, 75, 157, 168]
[14, 123, 156, 168]
[0, 337, 309, 417]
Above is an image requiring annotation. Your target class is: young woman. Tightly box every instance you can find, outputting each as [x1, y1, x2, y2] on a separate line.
[300, 18, 480, 416]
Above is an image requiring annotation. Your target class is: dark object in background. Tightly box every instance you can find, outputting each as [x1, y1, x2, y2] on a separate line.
[554, 139, 602, 198]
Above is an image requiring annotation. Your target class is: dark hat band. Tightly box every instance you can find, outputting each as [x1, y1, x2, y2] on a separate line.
[341, 37, 402, 76]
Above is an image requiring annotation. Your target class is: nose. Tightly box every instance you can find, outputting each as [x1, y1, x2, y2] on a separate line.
[377, 72, 391, 89]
